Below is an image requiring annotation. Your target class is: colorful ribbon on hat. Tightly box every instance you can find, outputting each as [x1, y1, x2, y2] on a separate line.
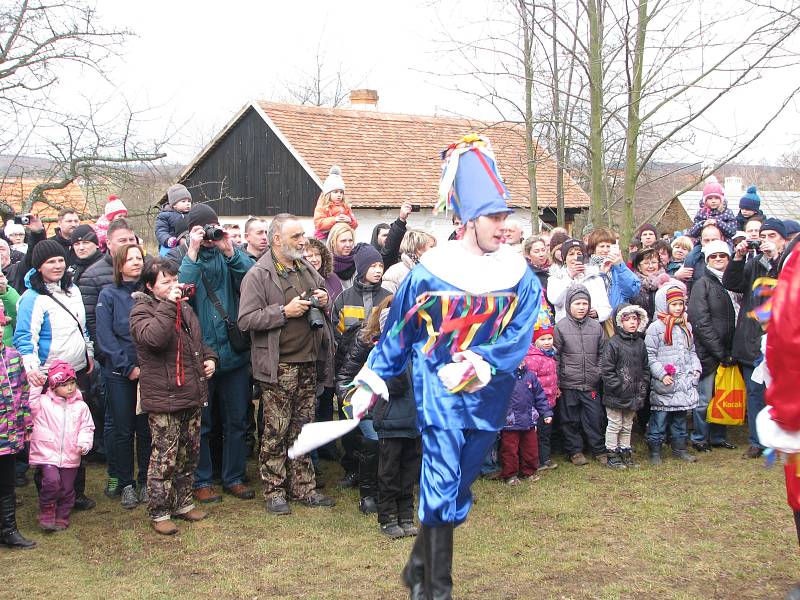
[748, 276, 778, 328]
[388, 291, 518, 355]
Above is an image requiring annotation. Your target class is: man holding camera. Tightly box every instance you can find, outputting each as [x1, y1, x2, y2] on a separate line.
[237, 213, 335, 515]
[724, 217, 788, 459]
[178, 203, 256, 503]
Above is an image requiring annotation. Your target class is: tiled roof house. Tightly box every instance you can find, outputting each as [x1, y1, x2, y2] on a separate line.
[173, 97, 590, 229]
[0, 178, 89, 231]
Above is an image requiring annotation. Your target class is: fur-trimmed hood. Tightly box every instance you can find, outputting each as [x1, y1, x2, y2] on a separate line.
[613, 303, 648, 337]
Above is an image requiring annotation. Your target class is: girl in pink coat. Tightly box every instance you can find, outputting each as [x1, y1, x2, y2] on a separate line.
[524, 326, 559, 470]
[29, 359, 94, 531]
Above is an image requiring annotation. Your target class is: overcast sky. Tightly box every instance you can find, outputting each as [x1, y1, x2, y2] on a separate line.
[44, 0, 800, 167]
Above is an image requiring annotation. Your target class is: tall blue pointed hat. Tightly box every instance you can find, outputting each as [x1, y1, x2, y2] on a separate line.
[435, 134, 512, 222]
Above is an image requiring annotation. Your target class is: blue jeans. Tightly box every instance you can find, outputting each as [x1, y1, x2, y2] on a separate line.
[195, 363, 251, 489]
[104, 369, 151, 489]
[647, 410, 688, 446]
[479, 432, 500, 475]
[359, 419, 379, 441]
[98, 370, 118, 480]
[691, 373, 727, 445]
[742, 364, 765, 448]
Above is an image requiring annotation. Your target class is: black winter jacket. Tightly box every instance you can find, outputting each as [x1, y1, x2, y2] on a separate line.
[688, 270, 736, 376]
[77, 253, 113, 343]
[380, 218, 406, 270]
[553, 285, 604, 391]
[601, 304, 649, 411]
[722, 252, 779, 366]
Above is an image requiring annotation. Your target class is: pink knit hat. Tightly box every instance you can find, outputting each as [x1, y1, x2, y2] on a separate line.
[104, 195, 128, 220]
[702, 176, 725, 203]
[48, 359, 76, 387]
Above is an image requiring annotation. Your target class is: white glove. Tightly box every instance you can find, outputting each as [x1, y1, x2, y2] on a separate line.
[437, 350, 492, 393]
[350, 385, 377, 420]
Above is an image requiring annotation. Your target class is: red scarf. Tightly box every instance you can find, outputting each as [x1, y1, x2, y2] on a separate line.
[656, 311, 692, 346]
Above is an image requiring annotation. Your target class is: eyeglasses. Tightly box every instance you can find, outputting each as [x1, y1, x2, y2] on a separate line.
[707, 253, 728, 260]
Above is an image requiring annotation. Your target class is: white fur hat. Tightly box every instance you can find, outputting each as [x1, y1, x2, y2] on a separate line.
[321, 165, 346, 195]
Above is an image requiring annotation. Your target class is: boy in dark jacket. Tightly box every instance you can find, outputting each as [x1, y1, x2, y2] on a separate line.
[601, 304, 649, 469]
[499, 361, 552, 484]
[553, 285, 605, 466]
[155, 184, 192, 256]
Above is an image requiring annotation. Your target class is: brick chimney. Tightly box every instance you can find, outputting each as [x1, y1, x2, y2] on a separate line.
[350, 89, 379, 111]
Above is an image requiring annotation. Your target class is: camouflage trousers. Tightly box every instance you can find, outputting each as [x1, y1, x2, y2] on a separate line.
[259, 362, 317, 501]
[146, 408, 202, 521]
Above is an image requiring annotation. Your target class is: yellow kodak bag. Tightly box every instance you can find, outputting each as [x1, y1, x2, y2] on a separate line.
[706, 364, 747, 425]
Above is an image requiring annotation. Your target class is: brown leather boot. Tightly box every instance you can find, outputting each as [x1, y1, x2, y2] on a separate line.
[222, 484, 255, 500]
[151, 519, 178, 535]
[174, 508, 208, 522]
[193, 487, 222, 503]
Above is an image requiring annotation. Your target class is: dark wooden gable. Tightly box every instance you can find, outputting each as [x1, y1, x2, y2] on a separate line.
[179, 106, 320, 217]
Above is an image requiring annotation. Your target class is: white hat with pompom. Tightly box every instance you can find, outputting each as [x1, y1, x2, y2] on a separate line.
[321, 165, 346, 195]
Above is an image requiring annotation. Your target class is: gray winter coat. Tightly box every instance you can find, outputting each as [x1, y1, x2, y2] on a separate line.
[644, 285, 701, 412]
[553, 284, 604, 391]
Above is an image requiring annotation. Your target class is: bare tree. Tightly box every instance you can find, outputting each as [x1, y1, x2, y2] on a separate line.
[279, 43, 359, 108]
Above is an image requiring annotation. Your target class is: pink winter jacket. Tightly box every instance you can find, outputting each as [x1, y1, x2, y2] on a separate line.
[28, 388, 94, 468]
[523, 345, 558, 408]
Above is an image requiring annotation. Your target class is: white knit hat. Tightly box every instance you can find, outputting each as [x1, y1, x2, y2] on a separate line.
[702, 239, 731, 260]
[4, 221, 24, 237]
[321, 165, 346, 195]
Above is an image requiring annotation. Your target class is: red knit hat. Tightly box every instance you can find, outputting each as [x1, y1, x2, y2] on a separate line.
[534, 326, 554, 341]
[104, 195, 128, 220]
[665, 286, 685, 305]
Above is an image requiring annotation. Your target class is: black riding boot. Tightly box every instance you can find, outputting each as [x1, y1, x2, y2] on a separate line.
[794, 511, 800, 546]
[0, 492, 35, 549]
[401, 527, 426, 599]
[358, 438, 379, 514]
[422, 523, 454, 600]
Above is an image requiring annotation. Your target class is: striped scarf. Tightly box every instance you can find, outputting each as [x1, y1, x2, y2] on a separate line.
[656, 311, 692, 346]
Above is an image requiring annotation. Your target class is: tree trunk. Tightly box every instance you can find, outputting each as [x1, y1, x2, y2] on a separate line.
[551, 0, 565, 228]
[587, 0, 607, 228]
[521, 0, 539, 233]
[621, 0, 648, 247]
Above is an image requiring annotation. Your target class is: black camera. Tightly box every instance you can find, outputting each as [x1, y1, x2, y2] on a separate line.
[746, 240, 761, 251]
[13, 214, 31, 225]
[203, 224, 225, 241]
[305, 290, 325, 330]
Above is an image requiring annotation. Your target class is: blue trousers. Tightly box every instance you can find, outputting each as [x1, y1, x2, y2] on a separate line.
[691, 373, 727, 445]
[194, 363, 251, 489]
[742, 364, 765, 449]
[647, 410, 688, 446]
[104, 369, 151, 489]
[418, 426, 497, 527]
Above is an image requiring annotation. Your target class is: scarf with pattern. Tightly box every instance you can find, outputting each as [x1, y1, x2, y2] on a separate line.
[656, 311, 692, 347]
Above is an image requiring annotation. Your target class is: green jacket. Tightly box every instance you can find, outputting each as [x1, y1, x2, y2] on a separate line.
[179, 247, 255, 372]
[1, 286, 20, 347]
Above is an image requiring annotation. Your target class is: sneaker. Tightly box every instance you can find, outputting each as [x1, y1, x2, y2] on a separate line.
[605, 451, 627, 470]
[265, 496, 291, 516]
[73, 494, 96, 511]
[380, 522, 406, 539]
[742, 446, 764, 459]
[104, 477, 120, 498]
[506, 476, 521, 486]
[138, 487, 149, 505]
[152, 519, 178, 535]
[222, 484, 255, 500]
[193, 487, 223, 504]
[538, 460, 558, 471]
[173, 508, 208, 522]
[570, 453, 589, 466]
[337, 472, 359, 488]
[120, 485, 138, 510]
[297, 491, 335, 508]
[399, 519, 419, 537]
[521, 474, 541, 482]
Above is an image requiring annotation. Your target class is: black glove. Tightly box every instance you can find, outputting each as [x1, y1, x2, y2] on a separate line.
[720, 356, 737, 367]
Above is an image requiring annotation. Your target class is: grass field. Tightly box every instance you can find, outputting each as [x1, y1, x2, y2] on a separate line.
[3, 428, 799, 600]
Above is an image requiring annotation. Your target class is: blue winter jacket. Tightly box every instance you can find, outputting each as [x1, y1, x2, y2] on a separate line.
[179, 247, 255, 372]
[155, 208, 187, 248]
[504, 366, 552, 431]
[95, 281, 139, 377]
[607, 263, 641, 308]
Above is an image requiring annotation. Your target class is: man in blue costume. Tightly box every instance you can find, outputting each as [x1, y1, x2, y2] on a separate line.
[350, 135, 541, 599]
